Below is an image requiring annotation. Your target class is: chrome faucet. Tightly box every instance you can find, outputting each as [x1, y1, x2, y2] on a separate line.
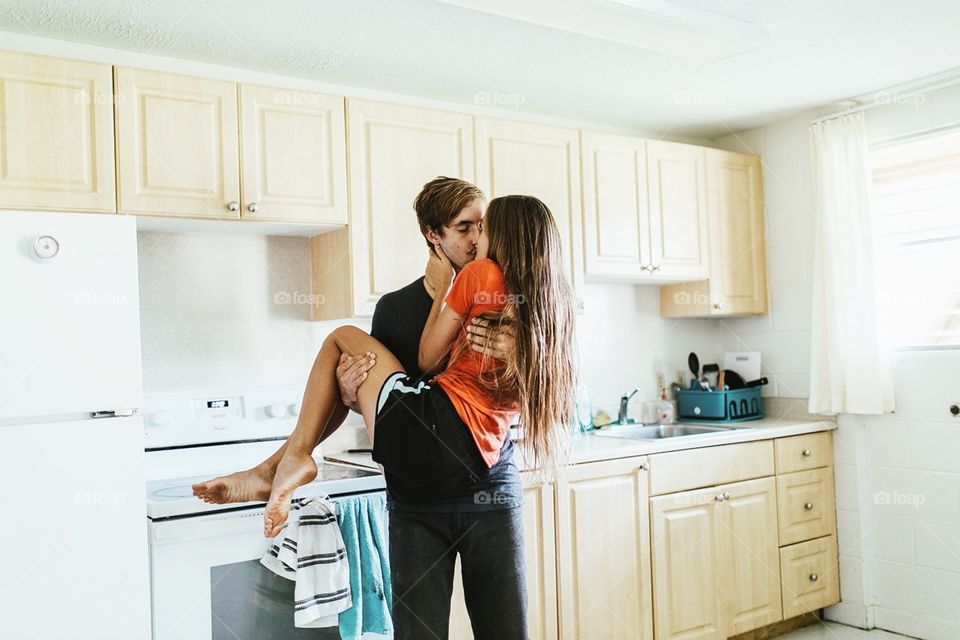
[617, 387, 641, 425]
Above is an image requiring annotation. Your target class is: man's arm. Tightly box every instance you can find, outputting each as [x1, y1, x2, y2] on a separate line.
[465, 317, 516, 359]
[336, 352, 375, 412]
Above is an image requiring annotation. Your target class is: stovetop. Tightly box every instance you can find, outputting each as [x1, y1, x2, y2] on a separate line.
[146, 461, 385, 520]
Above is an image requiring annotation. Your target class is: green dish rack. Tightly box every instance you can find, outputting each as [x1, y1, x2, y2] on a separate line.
[676, 386, 763, 423]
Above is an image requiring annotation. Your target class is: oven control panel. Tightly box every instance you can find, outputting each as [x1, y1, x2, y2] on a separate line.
[142, 386, 314, 449]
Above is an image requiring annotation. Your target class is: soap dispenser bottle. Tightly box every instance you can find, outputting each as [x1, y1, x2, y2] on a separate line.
[656, 383, 676, 424]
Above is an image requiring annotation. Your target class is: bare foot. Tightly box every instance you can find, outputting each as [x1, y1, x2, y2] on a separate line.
[191, 464, 274, 504]
[264, 453, 318, 538]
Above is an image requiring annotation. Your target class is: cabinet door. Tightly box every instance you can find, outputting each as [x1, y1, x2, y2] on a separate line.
[524, 478, 559, 640]
[115, 67, 240, 218]
[475, 118, 583, 301]
[556, 457, 652, 640]
[448, 474, 558, 640]
[646, 140, 709, 280]
[348, 99, 474, 316]
[239, 85, 347, 224]
[718, 477, 783, 634]
[0, 51, 115, 212]
[650, 486, 726, 640]
[704, 148, 767, 314]
[581, 132, 650, 280]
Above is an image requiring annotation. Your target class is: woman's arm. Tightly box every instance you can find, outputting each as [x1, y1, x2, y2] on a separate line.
[419, 245, 464, 375]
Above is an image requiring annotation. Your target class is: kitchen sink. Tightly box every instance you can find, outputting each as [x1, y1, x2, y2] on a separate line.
[592, 423, 733, 440]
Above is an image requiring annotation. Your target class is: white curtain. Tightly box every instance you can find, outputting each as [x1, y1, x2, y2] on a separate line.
[808, 112, 895, 415]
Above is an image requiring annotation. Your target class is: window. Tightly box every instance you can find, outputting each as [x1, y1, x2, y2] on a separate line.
[870, 129, 960, 348]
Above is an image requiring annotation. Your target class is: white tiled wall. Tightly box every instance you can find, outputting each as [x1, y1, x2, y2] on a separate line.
[711, 87, 960, 639]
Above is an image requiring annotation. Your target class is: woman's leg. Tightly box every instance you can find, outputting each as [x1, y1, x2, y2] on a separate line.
[191, 402, 354, 505]
[263, 325, 406, 537]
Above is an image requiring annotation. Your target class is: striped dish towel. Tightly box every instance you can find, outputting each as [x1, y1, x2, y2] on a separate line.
[260, 496, 352, 628]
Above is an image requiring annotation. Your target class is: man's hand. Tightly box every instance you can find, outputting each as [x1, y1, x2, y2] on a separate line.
[424, 244, 455, 298]
[466, 318, 515, 360]
[336, 352, 376, 412]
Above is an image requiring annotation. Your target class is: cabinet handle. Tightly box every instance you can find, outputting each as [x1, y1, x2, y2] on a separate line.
[650, 264, 661, 272]
[809, 573, 819, 582]
[713, 303, 724, 310]
[715, 493, 725, 502]
[722, 491, 731, 500]
[640, 264, 650, 272]
[802, 449, 812, 457]
[247, 202, 259, 213]
[227, 201, 240, 212]
[640, 462, 650, 471]
[804, 502, 814, 510]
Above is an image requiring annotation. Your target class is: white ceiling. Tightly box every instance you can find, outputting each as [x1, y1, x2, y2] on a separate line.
[0, 0, 958, 138]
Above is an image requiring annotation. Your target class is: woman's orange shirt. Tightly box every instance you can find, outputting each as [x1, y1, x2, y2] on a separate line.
[433, 259, 519, 468]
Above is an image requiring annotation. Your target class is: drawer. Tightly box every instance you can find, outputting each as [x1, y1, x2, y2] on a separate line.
[776, 467, 836, 546]
[779, 535, 840, 618]
[648, 440, 774, 495]
[775, 432, 832, 474]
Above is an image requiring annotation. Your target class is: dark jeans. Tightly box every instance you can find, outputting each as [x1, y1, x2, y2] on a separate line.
[388, 506, 528, 640]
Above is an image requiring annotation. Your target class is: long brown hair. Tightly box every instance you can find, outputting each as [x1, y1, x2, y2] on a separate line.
[478, 195, 578, 476]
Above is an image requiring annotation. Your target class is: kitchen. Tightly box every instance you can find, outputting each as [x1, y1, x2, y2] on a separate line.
[0, 1, 958, 640]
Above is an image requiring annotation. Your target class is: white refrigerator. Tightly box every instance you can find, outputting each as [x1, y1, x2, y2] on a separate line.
[0, 211, 150, 639]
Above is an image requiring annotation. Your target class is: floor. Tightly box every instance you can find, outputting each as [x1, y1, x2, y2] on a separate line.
[778, 622, 916, 640]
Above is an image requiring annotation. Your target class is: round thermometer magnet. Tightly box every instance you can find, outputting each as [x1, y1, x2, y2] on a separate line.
[34, 235, 60, 260]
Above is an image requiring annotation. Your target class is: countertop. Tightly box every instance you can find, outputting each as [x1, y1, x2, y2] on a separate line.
[326, 415, 836, 472]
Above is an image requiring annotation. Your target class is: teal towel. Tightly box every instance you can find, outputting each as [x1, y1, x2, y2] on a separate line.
[336, 493, 393, 639]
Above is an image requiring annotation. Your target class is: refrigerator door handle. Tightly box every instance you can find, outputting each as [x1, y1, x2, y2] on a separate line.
[91, 409, 138, 418]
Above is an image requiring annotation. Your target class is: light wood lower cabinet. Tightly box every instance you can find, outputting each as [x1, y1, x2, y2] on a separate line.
[779, 535, 840, 619]
[0, 50, 116, 212]
[556, 457, 653, 640]
[719, 477, 784, 635]
[650, 476, 781, 640]
[449, 473, 558, 639]
[776, 467, 837, 546]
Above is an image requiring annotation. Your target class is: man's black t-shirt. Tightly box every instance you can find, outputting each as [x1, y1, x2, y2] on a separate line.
[370, 277, 433, 383]
[370, 276, 522, 513]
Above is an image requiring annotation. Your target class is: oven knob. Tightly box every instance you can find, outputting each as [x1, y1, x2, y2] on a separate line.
[266, 403, 288, 418]
[290, 402, 301, 417]
[151, 410, 173, 428]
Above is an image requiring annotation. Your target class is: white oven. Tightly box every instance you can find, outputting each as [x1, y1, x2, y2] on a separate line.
[143, 387, 387, 640]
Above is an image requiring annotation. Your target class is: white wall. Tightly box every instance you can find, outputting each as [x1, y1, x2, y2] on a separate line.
[712, 83, 960, 640]
[137, 229, 730, 439]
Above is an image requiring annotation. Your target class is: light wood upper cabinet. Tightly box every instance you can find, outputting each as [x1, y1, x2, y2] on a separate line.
[0, 51, 116, 212]
[239, 85, 347, 224]
[556, 457, 653, 640]
[448, 474, 558, 640]
[581, 132, 649, 280]
[650, 485, 727, 640]
[115, 67, 240, 219]
[312, 99, 474, 319]
[581, 134, 709, 282]
[719, 477, 783, 635]
[475, 118, 583, 298]
[646, 140, 710, 279]
[660, 148, 767, 317]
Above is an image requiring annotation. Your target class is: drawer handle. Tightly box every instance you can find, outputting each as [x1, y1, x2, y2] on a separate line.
[640, 462, 650, 471]
[802, 449, 812, 457]
[809, 573, 819, 582]
[804, 502, 814, 510]
[722, 491, 731, 500]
